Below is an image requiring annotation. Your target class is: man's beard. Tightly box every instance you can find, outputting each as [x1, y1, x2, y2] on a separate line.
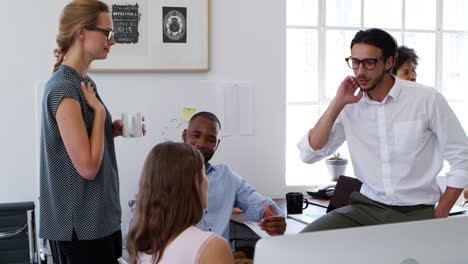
[203, 152, 214, 163]
[358, 70, 385, 93]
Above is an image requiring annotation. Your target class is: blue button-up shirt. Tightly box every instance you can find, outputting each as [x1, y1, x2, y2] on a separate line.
[196, 163, 274, 240]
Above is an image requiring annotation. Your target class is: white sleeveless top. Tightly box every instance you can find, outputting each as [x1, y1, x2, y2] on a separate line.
[137, 226, 218, 264]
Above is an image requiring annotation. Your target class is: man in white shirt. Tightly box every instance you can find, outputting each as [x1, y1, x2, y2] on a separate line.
[298, 28, 468, 232]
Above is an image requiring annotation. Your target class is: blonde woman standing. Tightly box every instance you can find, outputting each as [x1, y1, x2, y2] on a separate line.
[39, 1, 132, 263]
[127, 142, 233, 264]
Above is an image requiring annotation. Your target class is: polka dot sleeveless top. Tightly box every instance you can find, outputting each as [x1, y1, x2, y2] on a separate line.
[39, 65, 121, 241]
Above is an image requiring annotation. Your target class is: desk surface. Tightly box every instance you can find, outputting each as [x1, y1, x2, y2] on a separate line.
[230, 198, 329, 237]
[232, 197, 467, 236]
[231, 197, 330, 234]
[231, 198, 467, 243]
[273, 198, 328, 226]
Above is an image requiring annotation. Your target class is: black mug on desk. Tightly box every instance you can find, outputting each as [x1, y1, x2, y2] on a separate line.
[286, 192, 309, 214]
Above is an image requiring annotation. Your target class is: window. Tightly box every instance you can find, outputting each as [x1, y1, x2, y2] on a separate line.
[286, 0, 468, 185]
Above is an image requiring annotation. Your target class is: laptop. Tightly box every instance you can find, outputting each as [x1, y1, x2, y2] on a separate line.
[254, 216, 468, 264]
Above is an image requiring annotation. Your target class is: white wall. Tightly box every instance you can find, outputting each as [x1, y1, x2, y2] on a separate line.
[1, 0, 306, 231]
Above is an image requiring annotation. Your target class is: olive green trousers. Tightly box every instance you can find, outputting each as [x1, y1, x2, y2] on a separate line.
[301, 192, 435, 233]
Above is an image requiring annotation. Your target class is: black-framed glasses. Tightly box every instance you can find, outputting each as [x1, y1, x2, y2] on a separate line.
[84, 25, 114, 41]
[345, 56, 384, 70]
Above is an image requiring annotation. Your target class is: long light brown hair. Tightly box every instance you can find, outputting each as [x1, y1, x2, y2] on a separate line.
[53, 0, 109, 73]
[127, 142, 205, 264]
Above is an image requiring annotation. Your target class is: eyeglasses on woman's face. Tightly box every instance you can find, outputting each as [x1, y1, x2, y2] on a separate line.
[84, 25, 114, 41]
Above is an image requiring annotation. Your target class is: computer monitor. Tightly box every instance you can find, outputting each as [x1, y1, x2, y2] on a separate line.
[254, 216, 468, 264]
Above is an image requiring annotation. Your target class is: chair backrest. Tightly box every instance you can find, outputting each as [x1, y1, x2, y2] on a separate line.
[326, 175, 362, 213]
[0, 202, 36, 264]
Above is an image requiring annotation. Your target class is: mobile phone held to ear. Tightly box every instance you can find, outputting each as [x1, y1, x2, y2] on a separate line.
[307, 183, 336, 199]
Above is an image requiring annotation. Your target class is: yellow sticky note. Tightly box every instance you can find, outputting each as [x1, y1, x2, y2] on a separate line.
[182, 107, 197, 121]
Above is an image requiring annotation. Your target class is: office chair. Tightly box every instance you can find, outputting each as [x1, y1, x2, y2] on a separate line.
[229, 218, 259, 259]
[0, 201, 41, 264]
[326, 175, 362, 213]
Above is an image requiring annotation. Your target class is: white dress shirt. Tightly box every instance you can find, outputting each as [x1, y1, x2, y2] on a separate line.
[298, 78, 468, 206]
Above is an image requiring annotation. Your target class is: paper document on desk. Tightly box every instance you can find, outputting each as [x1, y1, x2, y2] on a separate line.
[244, 219, 306, 238]
[244, 218, 305, 238]
[231, 213, 270, 238]
[243, 221, 270, 238]
[236, 216, 305, 238]
[434, 203, 467, 215]
[288, 213, 325, 225]
[449, 205, 467, 215]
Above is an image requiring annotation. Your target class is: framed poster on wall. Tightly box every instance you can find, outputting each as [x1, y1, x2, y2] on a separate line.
[91, 0, 210, 71]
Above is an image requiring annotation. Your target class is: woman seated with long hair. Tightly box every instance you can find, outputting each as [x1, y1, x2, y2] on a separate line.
[127, 142, 233, 264]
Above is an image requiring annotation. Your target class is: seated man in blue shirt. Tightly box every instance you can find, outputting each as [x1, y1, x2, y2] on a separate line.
[183, 111, 286, 240]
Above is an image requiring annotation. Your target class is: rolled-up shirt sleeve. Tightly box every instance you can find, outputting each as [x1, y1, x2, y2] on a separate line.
[297, 115, 346, 164]
[232, 170, 275, 221]
[430, 92, 468, 188]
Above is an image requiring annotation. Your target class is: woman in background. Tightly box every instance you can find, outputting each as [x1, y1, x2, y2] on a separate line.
[40, 1, 125, 263]
[127, 142, 233, 264]
[392, 45, 419, 82]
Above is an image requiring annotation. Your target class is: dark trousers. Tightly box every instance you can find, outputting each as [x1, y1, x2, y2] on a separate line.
[56, 230, 122, 264]
[301, 192, 435, 233]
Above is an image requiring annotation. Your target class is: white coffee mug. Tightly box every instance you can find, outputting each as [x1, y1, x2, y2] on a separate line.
[122, 112, 142, 138]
